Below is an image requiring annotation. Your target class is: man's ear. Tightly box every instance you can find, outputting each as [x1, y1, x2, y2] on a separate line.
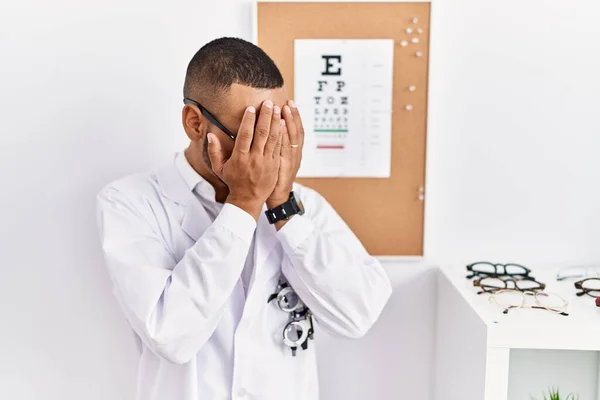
[182, 105, 205, 142]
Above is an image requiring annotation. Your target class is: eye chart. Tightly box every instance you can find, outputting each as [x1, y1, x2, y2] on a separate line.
[294, 39, 394, 178]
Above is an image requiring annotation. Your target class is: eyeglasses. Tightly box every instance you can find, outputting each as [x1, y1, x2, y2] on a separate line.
[574, 278, 600, 298]
[183, 98, 237, 140]
[473, 276, 546, 295]
[557, 264, 600, 281]
[466, 262, 532, 279]
[268, 279, 314, 356]
[489, 289, 569, 316]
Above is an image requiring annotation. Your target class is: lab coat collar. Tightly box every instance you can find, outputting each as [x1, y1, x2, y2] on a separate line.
[156, 155, 211, 242]
[156, 154, 280, 274]
[174, 152, 218, 205]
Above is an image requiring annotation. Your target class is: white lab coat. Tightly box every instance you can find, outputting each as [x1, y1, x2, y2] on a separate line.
[96, 155, 392, 400]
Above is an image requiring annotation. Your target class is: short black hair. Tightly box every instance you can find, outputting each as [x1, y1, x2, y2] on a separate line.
[183, 37, 284, 108]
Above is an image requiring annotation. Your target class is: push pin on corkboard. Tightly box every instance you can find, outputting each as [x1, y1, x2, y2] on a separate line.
[412, 17, 419, 24]
[405, 104, 414, 111]
[400, 40, 408, 47]
[408, 85, 416, 92]
[405, 27, 413, 34]
[416, 51, 423, 57]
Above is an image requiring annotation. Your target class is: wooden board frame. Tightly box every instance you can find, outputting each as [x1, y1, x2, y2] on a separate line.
[255, 1, 430, 255]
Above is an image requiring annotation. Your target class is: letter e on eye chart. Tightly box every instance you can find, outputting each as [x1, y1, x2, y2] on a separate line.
[294, 39, 394, 178]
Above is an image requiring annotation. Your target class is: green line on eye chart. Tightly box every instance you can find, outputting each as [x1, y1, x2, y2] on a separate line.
[314, 129, 349, 133]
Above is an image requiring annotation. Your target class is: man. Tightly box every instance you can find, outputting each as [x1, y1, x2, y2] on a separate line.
[97, 37, 392, 400]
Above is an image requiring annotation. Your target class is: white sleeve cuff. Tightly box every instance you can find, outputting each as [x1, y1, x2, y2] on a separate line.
[276, 215, 315, 253]
[212, 203, 257, 245]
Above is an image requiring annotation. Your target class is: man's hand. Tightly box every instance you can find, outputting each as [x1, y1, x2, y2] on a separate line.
[266, 100, 304, 210]
[207, 100, 283, 220]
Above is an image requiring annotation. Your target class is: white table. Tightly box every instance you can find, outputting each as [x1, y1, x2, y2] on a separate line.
[434, 265, 600, 400]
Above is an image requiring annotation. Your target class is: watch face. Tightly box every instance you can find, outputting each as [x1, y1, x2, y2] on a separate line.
[292, 191, 305, 215]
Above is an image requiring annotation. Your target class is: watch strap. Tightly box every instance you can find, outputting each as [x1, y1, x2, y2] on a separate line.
[265, 192, 301, 224]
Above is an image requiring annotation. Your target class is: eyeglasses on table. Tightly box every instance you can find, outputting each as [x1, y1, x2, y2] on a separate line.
[574, 277, 600, 298]
[556, 264, 600, 281]
[473, 276, 546, 295]
[488, 289, 569, 316]
[466, 261, 533, 280]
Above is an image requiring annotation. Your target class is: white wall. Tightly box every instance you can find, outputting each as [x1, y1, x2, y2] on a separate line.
[0, 1, 251, 399]
[425, 0, 600, 265]
[424, 3, 600, 397]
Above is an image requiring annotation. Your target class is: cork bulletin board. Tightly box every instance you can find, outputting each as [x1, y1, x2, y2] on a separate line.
[255, 1, 430, 255]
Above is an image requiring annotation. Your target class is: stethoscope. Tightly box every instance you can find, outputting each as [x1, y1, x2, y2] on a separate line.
[268, 280, 314, 356]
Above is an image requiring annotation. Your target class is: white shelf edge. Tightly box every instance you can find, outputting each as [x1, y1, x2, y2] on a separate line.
[440, 265, 600, 352]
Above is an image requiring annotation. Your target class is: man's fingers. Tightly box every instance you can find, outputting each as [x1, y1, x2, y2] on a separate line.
[206, 133, 225, 172]
[280, 120, 292, 159]
[273, 119, 284, 158]
[264, 105, 281, 156]
[282, 105, 299, 149]
[289, 100, 305, 148]
[251, 100, 273, 153]
[233, 106, 256, 154]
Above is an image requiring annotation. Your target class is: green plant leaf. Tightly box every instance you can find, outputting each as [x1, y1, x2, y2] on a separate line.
[534, 387, 579, 400]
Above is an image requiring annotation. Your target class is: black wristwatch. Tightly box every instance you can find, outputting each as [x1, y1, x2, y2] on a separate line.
[265, 191, 305, 224]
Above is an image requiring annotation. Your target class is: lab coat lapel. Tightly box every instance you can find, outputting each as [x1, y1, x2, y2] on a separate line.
[253, 206, 279, 273]
[156, 155, 212, 242]
[180, 202, 212, 242]
[157, 155, 279, 269]
[243, 206, 279, 306]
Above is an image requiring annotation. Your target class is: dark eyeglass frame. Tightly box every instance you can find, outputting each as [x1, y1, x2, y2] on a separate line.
[473, 276, 546, 295]
[183, 98, 237, 141]
[466, 261, 532, 280]
[574, 277, 600, 298]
